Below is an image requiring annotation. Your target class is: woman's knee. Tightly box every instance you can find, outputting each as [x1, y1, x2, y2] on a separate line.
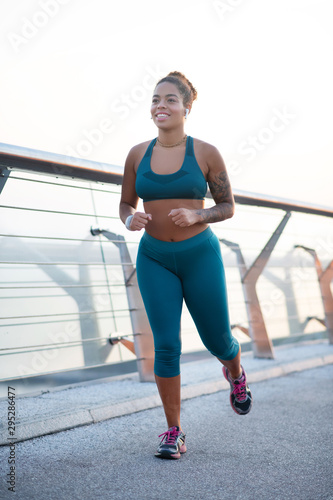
[154, 348, 181, 378]
[206, 336, 240, 361]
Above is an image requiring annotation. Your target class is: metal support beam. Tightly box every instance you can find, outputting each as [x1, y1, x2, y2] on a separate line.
[294, 245, 333, 344]
[109, 335, 136, 355]
[91, 229, 154, 381]
[263, 265, 301, 335]
[221, 211, 291, 358]
[305, 317, 326, 328]
[0, 168, 10, 195]
[231, 324, 250, 336]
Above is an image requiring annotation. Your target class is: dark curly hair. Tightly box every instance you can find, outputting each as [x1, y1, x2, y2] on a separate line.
[155, 71, 198, 108]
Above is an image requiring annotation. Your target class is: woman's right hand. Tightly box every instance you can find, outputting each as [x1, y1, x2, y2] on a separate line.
[129, 212, 152, 231]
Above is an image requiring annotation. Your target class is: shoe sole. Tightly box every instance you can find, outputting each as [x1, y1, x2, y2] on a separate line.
[155, 452, 181, 459]
[155, 446, 187, 460]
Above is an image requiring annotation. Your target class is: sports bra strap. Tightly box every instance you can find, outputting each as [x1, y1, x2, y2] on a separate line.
[144, 138, 157, 158]
[186, 136, 194, 157]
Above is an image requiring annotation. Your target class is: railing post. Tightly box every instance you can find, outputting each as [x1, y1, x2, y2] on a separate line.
[294, 245, 333, 344]
[0, 168, 10, 195]
[91, 229, 154, 382]
[263, 265, 301, 335]
[221, 211, 291, 358]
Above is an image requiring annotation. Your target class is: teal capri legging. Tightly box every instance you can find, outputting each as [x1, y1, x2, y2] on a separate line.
[136, 226, 239, 378]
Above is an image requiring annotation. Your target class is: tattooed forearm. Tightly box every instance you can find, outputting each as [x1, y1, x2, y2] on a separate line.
[195, 170, 235, 223]
[195, 203, 234, 223]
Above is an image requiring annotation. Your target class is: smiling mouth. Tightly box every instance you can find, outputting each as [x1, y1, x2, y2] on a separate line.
[156, 113, 169, 118]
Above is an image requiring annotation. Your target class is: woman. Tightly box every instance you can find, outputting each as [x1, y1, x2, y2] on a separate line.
[119, 71, 253, 460]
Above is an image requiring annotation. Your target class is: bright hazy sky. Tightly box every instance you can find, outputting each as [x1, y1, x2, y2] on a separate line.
[1, 0, 332, 206]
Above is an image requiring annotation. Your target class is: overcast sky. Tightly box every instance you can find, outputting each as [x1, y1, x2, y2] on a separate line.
[1, 0, 332, 206]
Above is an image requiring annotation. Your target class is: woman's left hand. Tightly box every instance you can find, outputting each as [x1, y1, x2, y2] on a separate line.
[168, 208, 202, 227]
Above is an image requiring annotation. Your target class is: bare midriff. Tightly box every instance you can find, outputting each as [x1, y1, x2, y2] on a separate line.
[143, 198, 209, 242]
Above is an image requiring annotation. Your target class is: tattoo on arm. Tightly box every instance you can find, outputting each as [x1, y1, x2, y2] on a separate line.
[196, 171, 235, 223]
[209, 171, 232, 203]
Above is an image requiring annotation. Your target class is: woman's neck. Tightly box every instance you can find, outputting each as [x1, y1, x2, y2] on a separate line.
[157, 127, 186, 147]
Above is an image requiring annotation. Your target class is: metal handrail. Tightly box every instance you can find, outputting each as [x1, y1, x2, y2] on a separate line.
[1, 142, 332, 385]
[232, 189, 333, 218]
[0, 142, 123, 185]
[1, 142, 332, 217]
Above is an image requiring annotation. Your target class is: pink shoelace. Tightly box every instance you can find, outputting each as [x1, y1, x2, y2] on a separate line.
[232, 375, 247, 402]
[158, 426, 180, 444]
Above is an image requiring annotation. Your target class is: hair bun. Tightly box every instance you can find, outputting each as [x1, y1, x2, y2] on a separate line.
[167, 71, 198, 102]
[155, 71, 197, 107]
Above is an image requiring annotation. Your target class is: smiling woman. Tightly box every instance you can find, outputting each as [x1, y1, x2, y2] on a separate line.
[119, 70, 253, 460]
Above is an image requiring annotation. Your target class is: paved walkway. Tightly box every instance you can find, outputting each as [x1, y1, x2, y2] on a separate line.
[0, 341, 332, 500]
[0, 340, 332, 445]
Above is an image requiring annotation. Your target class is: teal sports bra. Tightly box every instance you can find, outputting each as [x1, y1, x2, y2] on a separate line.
[135, 136, 207, 202]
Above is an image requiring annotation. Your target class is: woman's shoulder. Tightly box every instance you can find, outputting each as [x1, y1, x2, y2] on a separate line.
[192, 137, 223, 160]
[128, 138, 155, 157]
[125, 139, 155, 170]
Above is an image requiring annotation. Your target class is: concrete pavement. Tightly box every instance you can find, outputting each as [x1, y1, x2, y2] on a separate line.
[0, 347, 332, 500]
[0, 340, 332, 446]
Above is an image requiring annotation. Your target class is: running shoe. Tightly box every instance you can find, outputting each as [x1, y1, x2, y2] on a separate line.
[155, 426, 186, 459]
[223, 366, 253, 415]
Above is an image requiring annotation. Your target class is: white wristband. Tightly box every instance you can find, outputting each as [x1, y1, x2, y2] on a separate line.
[125, 215, 134, 230]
